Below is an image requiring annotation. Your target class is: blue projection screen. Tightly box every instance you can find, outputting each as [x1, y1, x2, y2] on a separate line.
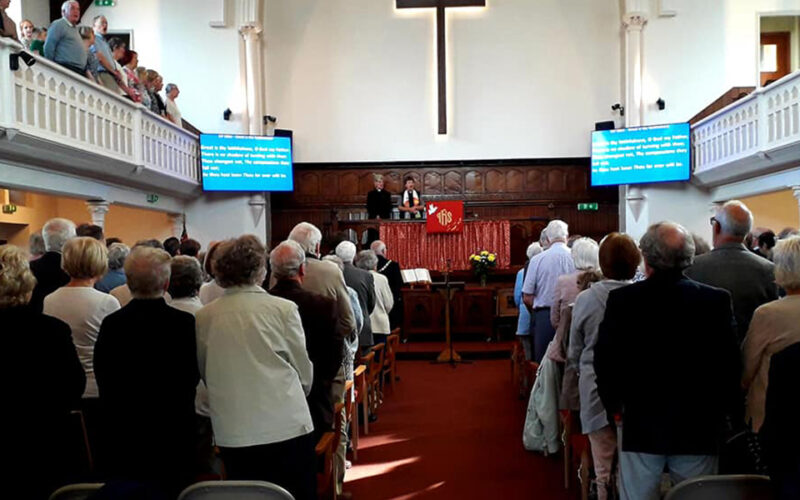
[200, 134, 294, 192]
[590, 123, 691, 187]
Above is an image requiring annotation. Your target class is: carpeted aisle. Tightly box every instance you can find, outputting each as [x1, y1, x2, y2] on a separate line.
[345, 360, 569, 499]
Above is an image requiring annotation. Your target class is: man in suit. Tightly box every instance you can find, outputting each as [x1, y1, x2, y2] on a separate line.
[336, 241, 376, 349]
[366, 174, 393, 220]
[94, 246, 199, 497]
[686, 200, 778, 342]
[29, 218, 76, 312]
[761, 342, 800, 500]
[371, 240, 403, 330]
[594, 222, 741, 500]
[269, 240, 343, 441]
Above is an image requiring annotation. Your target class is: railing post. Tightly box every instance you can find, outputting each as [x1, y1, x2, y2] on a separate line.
[0, 42, 15, 128]
[757, 91, 768, 152]
[133, 107, 143, 167]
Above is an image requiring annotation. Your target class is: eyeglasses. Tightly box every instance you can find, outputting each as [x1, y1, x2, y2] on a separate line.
[709, 217, 718, 227]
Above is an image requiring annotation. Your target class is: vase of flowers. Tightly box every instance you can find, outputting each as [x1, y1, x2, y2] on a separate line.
[469, 250, 497, 287]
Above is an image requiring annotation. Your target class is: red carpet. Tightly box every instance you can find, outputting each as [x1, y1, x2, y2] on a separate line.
[345, 360, 569, 499]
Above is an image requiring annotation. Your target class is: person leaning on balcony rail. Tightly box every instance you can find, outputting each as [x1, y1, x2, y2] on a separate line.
[119, 49, 142, 102]
[0, 0, 20, 42]
[165, 83, 182, 126]
[29, 27, 47, 56]
[136, 66, 152, 109]
[78, 26, 99, 83]
[18, 17, 33, 46]
[44, 1, 88, 76]
[108, 36, 137, 101]
[90, 15, 122, 93]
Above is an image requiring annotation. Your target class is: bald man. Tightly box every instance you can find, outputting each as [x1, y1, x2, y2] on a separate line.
[595, 222, 741, 500]
[687, 200, 778, 341]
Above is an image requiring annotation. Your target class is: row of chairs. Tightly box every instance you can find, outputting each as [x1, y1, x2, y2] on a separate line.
[315, 330, 401, 500]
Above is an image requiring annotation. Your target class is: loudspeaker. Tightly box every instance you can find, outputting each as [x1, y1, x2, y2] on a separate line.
[595, 121, 615, 131]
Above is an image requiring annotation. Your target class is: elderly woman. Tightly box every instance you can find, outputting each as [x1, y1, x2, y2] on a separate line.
[323, 254, 363, 382]
[0, 244, 86, 498]
[199, 241, 225, 304]
[196, 235, 316, 500]
[95, 242, 129, 293]
[567, 233, 640, 500]
[514, 242, 543, 360]
[742, 235, 800, 433]
[44, 237, 120, 399]
[549, 237, 600, 360]
[355, 249, 393, 343]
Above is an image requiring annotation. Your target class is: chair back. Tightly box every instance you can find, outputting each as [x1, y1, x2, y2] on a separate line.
[385, 334, 400, 367]
[315, 433, 336, 500]
[369, 344, 385, 381]
[664, 474, 772, 500]
[178, 481, 295, 500]
[49, 483, 104, 500]
[353, 364, 368, 403]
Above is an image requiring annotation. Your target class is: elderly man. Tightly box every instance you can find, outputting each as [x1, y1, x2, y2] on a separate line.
[522, 220, 575, 362]
[366, 174, 392, 220]
[336, 241, 376, 348]
[94, 246, 199, 496]
[89, 15, 122, 92]
[110, 239, 171, 306]
[165, 83, 182, 126]
[196, 235, 315, 500]
[370, 240, 403, 329]
[30, 218, 76, 312]
[687, 200, 778, 342]
[594, 222, 741, 500]
[95, 242, 129, 293]
[269, 240, 343, 441]
[44, 1, 87, 75]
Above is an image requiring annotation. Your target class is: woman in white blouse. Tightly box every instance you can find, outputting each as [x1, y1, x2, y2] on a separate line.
[355, 249, 394, 341]
[44, 237, 120, 399]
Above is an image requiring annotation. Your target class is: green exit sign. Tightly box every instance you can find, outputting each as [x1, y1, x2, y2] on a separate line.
[94, 0, 114, 6]
[146, 194, 159, 204]
[577, 202, 599, 211]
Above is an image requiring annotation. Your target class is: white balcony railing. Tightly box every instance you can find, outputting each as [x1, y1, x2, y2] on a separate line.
[692, 70, 800, 186]
[0, 38, 200, 196]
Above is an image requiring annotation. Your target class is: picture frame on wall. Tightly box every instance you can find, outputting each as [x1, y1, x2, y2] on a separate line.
[106, 30, 134, 50]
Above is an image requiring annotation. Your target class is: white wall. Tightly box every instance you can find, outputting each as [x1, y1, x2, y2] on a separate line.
[264, 0, 622, 162]
[20, 0, 49, 29]
[83, 1, 244, 135]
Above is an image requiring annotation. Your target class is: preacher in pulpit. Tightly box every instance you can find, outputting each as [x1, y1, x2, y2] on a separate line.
[399, 176, 424, 219]
[366, 174, 393, 219]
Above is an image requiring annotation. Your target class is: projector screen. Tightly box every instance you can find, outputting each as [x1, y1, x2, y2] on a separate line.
[590, 123, 691, 187]
[200, 134, 294, 192]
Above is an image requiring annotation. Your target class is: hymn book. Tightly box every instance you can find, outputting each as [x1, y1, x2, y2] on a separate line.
[401, 269, 432, 285]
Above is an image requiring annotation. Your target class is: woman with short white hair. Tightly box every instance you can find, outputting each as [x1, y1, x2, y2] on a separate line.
[742, 235, 800, 433]
[355, 249, 393, 342]
[44, 237, 120, 399]
[0, 244, 85, 498]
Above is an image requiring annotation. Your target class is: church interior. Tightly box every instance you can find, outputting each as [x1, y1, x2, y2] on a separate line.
[1, 0, 800, 499]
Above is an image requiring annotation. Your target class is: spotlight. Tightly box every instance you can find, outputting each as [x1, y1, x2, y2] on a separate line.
[263, 115, 277, 124]
[656, 98, 666, 110]
[9, 51, 36, 71]
[223, 108, 232, 121]
[611, 103, 625, 116]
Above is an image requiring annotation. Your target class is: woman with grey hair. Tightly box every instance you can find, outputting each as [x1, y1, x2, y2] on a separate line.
[95, 242, 130, 293]
[742, 235, 800, 433]
[195, 235, 316, 500]
[29, 232, 45, 260]
[199, 241, 225, 305]
[355, 249, 393, 342]
[323, 254, 363, 382]
[514, 242, 544, 360]
[0, 244, 86, 499]
[549, 237, 600, 359]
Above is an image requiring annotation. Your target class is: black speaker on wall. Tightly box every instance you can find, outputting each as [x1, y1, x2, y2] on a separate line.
[595, 121, 615, 131]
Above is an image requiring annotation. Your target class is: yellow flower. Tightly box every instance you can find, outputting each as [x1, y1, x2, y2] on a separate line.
[469, 254, 476, 260]
[480, 250, 489, 256]
[488, 254, 496, 262]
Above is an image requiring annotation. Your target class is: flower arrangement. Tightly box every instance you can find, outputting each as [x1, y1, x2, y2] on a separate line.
[469, 250, 497, 286]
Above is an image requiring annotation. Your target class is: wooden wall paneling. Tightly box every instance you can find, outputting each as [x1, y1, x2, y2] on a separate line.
[464, 170, 483, 193]
[506, 169, 524, 192]
[339, 172, 360, 195]
[486, 169, 506, 192]
[444, 171, 462, 193]
[297, 171, 320, 196]
[424, 171, 443, 194]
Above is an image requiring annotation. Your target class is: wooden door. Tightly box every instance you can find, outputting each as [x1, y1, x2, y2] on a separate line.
[760, 32, 791, 86]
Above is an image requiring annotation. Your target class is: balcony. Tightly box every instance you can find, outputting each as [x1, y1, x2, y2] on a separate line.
[0, 38, 200, 198]
[692, 70, 800, 187]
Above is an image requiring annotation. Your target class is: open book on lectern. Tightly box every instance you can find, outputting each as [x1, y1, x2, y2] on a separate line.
[401, 269, 432, 285]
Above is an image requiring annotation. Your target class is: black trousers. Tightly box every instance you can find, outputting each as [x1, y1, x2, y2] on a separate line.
[219, 432, 317, 500]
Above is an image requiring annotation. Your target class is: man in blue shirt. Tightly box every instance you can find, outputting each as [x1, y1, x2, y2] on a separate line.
[522, 219, 575, 362]
[90, 15, 121, 92]
[43, 1, 87, 75]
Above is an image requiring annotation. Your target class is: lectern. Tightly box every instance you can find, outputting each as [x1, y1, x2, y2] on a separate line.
[431, 265, 467, 366]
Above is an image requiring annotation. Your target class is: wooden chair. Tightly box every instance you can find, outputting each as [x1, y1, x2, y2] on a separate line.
[560, 410, 592, 500]
[344, 379, 357, 461]
[178, 481, 294, 500]
[367, 343, 386, 414]
[355, 356, 372, 435]
[315, 432, 336, 500]
[70, 409, 93, 473]
[382, 333, 400, 395]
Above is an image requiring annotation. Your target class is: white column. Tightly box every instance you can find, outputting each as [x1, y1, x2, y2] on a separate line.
[793, 185, 800, 223]
[169, 213, 186, 238]
[85, 200, 110, 229]
[622, 12, 647, 128]
[237, 0, 265, 135]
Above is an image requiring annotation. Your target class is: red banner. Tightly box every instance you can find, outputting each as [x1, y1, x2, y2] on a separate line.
[426, 200, 464, 234]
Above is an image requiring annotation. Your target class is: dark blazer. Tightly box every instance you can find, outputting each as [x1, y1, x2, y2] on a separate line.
[342, 263, 375, 346]
[367, 189, 393, 219]
[29, 251, 70, 313]
[270, 279, 343, 437]
[594, 271, 741, 455]
[3, 306, 85, 497]
[686, 243, 778, 341]
[761, 341, 800, 499]
[377, 254, 403, 329]
[94, 298, 198, 490]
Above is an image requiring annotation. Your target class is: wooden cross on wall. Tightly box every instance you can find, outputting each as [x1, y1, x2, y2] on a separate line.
[396, 0, 486, 135]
